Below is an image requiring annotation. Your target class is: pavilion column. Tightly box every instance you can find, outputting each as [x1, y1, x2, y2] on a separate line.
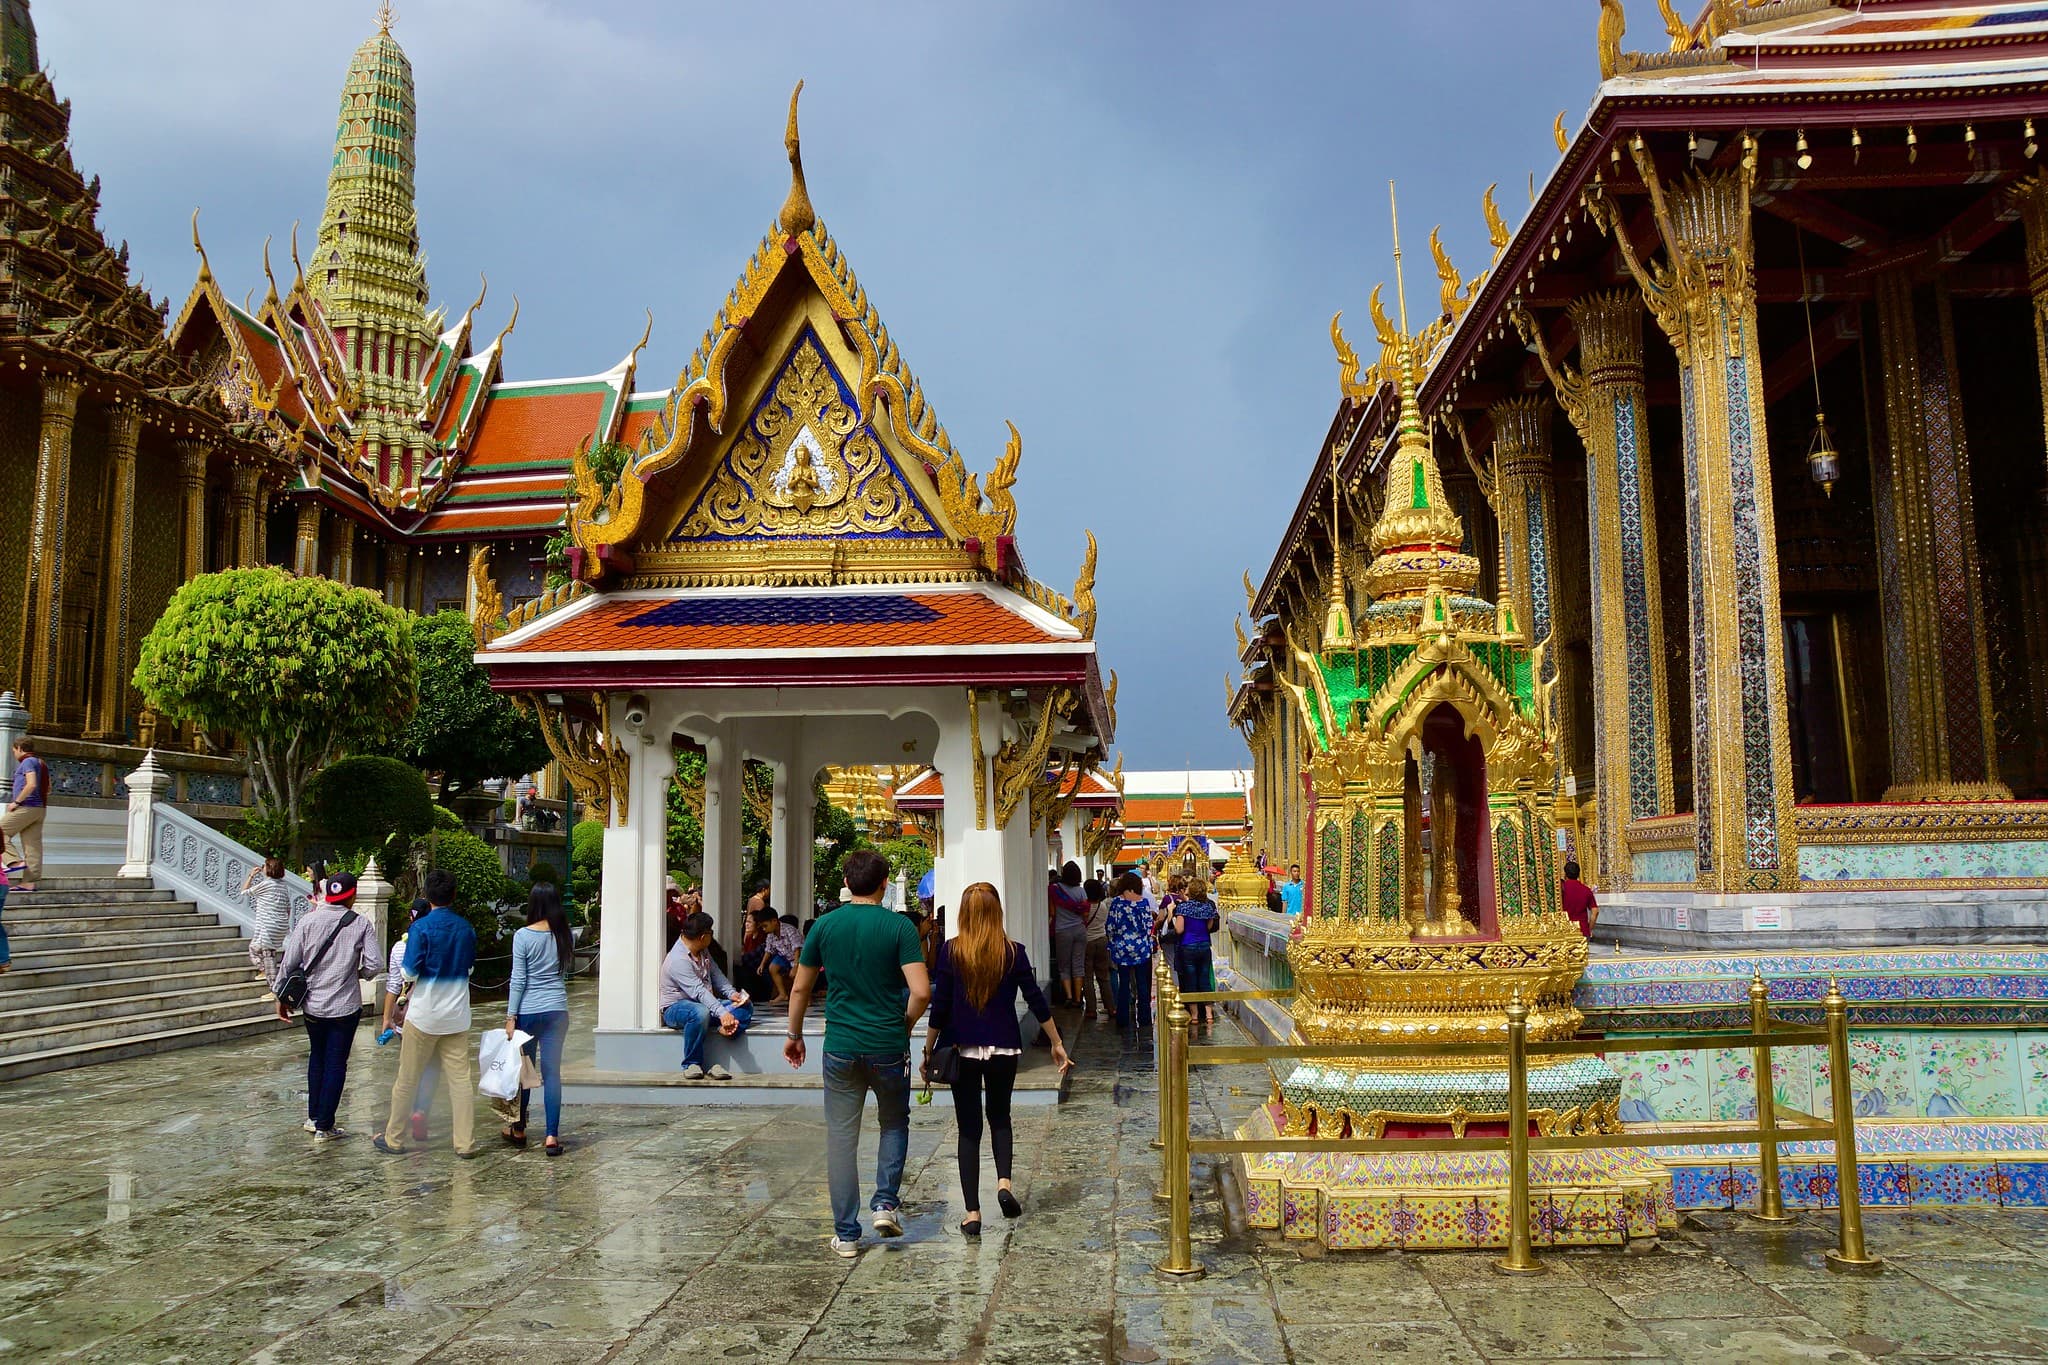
[15, 373, 83, 723]
[1870, 270, 2009, 801]
[382, 544, 410, 608]
[293, 503, 322, 577]
[593, 696, 675, 1034]
[1613, 150, 1798, 893]
[701, 730, 745, 950]
[229, 463, 262, 568]
[87, 403, 142, 741]
[766, 752, 814, 920]
[1487, 396, 1580, 789]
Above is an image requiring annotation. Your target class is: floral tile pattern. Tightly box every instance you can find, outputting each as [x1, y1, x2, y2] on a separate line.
[1798, 838, 2048, 881]
[1917, 1034, 2019, 1117]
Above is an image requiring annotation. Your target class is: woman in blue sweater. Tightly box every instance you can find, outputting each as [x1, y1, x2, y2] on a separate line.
[504, 883, 573, 1155]
[927, 883, 1072, 1235]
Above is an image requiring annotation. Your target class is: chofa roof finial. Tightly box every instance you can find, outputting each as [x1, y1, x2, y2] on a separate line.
[778, 80, 816, 237]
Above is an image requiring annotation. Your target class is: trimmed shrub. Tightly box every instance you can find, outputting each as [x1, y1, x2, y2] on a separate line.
[306, 756, 435, 855]
[422, 828, 509, 942]
[527, 861, 560, 887]
[431, 804, 463, 831]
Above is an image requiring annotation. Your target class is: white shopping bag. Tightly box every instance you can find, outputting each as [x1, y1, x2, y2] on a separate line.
[479, 1028, 532, 1101]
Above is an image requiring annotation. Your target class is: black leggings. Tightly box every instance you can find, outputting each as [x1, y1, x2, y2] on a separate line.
[950, 1053, 1018, 1215]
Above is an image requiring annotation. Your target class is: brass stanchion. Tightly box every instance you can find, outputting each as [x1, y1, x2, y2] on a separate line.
[1749, 972, 1796, 1223]
[1151, 952, 1169, 1151]
[1154, 983, 1203, 1279]
[1822, 978, 1883, 1272]
[1495, 991, 1543, 1274]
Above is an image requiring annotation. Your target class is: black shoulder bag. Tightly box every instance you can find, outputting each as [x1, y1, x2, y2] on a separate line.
[277, 913, 354, 1013]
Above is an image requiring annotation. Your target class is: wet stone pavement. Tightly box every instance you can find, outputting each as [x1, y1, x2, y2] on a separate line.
[2, 985, 2047, 1363]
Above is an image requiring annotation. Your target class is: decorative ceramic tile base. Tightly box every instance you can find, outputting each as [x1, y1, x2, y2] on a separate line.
[1236, 1104, 1676, 1250]
[1649, 1118, 2048, 1209]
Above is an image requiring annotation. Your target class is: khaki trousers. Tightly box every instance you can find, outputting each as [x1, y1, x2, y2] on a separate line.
[384, 1023, 476, 1152]
[1, 805, 43, 882]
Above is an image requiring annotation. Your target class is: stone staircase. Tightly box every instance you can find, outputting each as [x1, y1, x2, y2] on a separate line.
[0, 876, 291, 1082]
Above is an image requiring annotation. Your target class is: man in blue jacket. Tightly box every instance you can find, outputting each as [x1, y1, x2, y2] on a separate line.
[376, 868, 480, 1157]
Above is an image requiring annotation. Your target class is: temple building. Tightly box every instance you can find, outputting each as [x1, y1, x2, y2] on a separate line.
[1116, 769, 1252, 873]
[1233, 0, 2048, 947]
[0, 0, 296, 743]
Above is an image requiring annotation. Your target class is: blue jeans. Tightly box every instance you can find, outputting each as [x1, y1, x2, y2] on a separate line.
[823, 1051, 911, 1242]
[517, 1009, 570, 1137]
[303, 1009, 360, 1131]
[0, 884, 9, 965]
[1112, 962, 1152, 1028]
[661, 999, 753, 1068]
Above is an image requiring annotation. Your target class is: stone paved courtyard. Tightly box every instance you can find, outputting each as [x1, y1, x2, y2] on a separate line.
[3, 986, 2047, 1363]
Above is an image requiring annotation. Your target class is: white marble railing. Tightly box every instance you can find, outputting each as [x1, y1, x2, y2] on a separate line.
[118, 751, 313, 938]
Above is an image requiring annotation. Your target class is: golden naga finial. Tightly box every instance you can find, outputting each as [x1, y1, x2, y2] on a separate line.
[1597, 0, 1628, 80]
[1105, 668, 1119, 732]
[1243, 568, 1258, 616]
[1234, 614, 1249, 657]
[1656, 0, 1696, 50]
[461, 273, 489, 329]
[627, 308, 655, 368]
[467, 545, 504, 646]
[260, 235, 280, 309]
[1554, 111, 1571, 153]
[287, 220, 306, 293]
[778, 80, 816, 237]
[1429, 226, 1462, 319]
[488, 296, 520, 352]
[1482, 184, 1510, 251]
[984, 421, 1021, 537]
[1072, 529, 1099, 638]
[1330, 311, 1364, 402]
[191, 209, 213, 281]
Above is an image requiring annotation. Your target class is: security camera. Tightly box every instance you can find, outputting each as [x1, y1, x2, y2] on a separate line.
[624, 694, 650, 729]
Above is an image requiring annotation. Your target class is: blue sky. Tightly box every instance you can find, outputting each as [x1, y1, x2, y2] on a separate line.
[46, 1, 1595, 767]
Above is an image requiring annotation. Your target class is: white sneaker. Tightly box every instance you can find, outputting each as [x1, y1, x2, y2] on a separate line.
[707, 1064, 733, 1081]
[680, 1063, 706, 1080]
[871, 1207, 903, 1238]
[312, 1129, 336, 1143]
[303, 1119, 318, 1133]
[830, 1236, 861, 1258]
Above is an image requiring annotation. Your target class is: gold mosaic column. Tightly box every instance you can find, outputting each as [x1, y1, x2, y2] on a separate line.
[1529, 290, 1675, 890]
[382, 543, 409, 607]
[293, 502, 322, 577]
[16, 373, 84, 725]
[176, 441, 210, 580]
[1610, 145, 1798, 892]
[228, 463, 262, 568]
[1869, 271, 2010, 801]
[332, 519, 356, 585]
[87, 404, 142, 741]
[1488, 398, 1581, 781]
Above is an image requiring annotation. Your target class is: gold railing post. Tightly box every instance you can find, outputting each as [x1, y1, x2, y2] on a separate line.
[1750, 972, 1796, 1222]
[1154, 983, 1203, 1279]
[1495, 991, 1544, 1275]
[1151, 952, 1169, 1151]
[1822, 978, 1883, 1272]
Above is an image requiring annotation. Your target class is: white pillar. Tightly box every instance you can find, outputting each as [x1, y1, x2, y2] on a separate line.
[0, 691, 26, 789]
[931, 691, 1002, 938]
[356, 856, 392, 1009]
[119, 750, 169, 879]
[636, 736, 676, 1030]
[702, 729, 745, 952]
[597, 705, 675, 1033]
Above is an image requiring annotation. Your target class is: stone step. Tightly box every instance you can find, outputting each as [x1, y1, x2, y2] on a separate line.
[0, 1012, 293, 1084]
[5, 896, 193, 921]
[0, 995, 284, 1061]
[2, 887, 179, 909]
[0, 944, 251, 990]
[17, 876, 168, 893]
[1, 923, 240, 957]
[0, 962, 262, 1013]
[3, 931, 241, 972]
[4, 910, 221, 936]
[0, 979, 276, 1036]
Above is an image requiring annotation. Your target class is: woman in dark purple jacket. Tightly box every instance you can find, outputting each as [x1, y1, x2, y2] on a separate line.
[926, 882, 1072, 1236]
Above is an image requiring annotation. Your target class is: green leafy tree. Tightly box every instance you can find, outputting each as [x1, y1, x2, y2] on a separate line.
[384, 610, 551, 797]
[421, 828, 511, 945]
[133, 567, 416, 834]
[306, 756, 436, 863]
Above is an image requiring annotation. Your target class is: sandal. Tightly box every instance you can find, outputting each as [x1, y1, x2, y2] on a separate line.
[502, 1125, 527, 1148]
[544, 1139, 565, 1157]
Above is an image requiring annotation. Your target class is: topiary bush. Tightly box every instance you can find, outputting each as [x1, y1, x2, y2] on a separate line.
[527, 861, 560, 888]
[570, 819, 604, 908]
[431, 804, 462, 832]
[306, 756, 435, 857]
[422, 827, 510, 945]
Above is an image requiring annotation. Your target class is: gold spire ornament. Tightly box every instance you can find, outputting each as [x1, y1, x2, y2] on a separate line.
[377, 0, 397, 34]
[778, 80, 815, 237]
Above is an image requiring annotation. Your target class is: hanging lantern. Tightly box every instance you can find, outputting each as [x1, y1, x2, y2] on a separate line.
[1807, 412, 1841, 497]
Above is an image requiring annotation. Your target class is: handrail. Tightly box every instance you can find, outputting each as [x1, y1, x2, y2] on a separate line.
[1151, 958, 1884, 1279]
[143, 798, 315, 938]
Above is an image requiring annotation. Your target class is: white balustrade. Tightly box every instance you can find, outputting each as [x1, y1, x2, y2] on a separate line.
[121, 751, 313, 938]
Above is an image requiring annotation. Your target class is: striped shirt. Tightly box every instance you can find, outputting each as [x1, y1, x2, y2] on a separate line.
[244, 875, 293, 949]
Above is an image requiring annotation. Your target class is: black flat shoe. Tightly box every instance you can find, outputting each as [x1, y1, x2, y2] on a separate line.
[960, 1217, 982, 1237]
[545, 1139, 565, 1156]
[997, 1188, 1023, 1219]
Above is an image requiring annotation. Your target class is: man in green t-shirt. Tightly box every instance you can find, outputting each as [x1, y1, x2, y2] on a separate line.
[784, 848, 931, 1256]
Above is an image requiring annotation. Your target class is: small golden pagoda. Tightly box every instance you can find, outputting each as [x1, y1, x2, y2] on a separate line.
[1237, 218, 1671, 1248]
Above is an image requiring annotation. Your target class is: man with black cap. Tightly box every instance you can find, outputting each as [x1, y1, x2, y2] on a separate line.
[377, 868, 480, 1156]
[273, 871, 383, 1142]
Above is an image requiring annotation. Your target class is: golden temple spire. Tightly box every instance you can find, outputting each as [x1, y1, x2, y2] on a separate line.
[376, 1, 397, 34]
[778, 80, 816, 237]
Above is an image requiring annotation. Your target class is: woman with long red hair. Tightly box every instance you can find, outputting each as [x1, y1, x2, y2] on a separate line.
[926, 882, 1072, 1236]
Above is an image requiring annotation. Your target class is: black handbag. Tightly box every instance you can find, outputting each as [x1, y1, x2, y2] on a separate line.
[277, 914, 353, 1013]
[924, 1039, 959, 1086]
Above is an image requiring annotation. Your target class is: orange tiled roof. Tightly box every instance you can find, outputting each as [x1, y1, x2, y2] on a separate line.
[500, 588, 1065, 656]
[432, 368, 478, 443]
[892, 765, 1118, 810]
[469, 384, 608, 471]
